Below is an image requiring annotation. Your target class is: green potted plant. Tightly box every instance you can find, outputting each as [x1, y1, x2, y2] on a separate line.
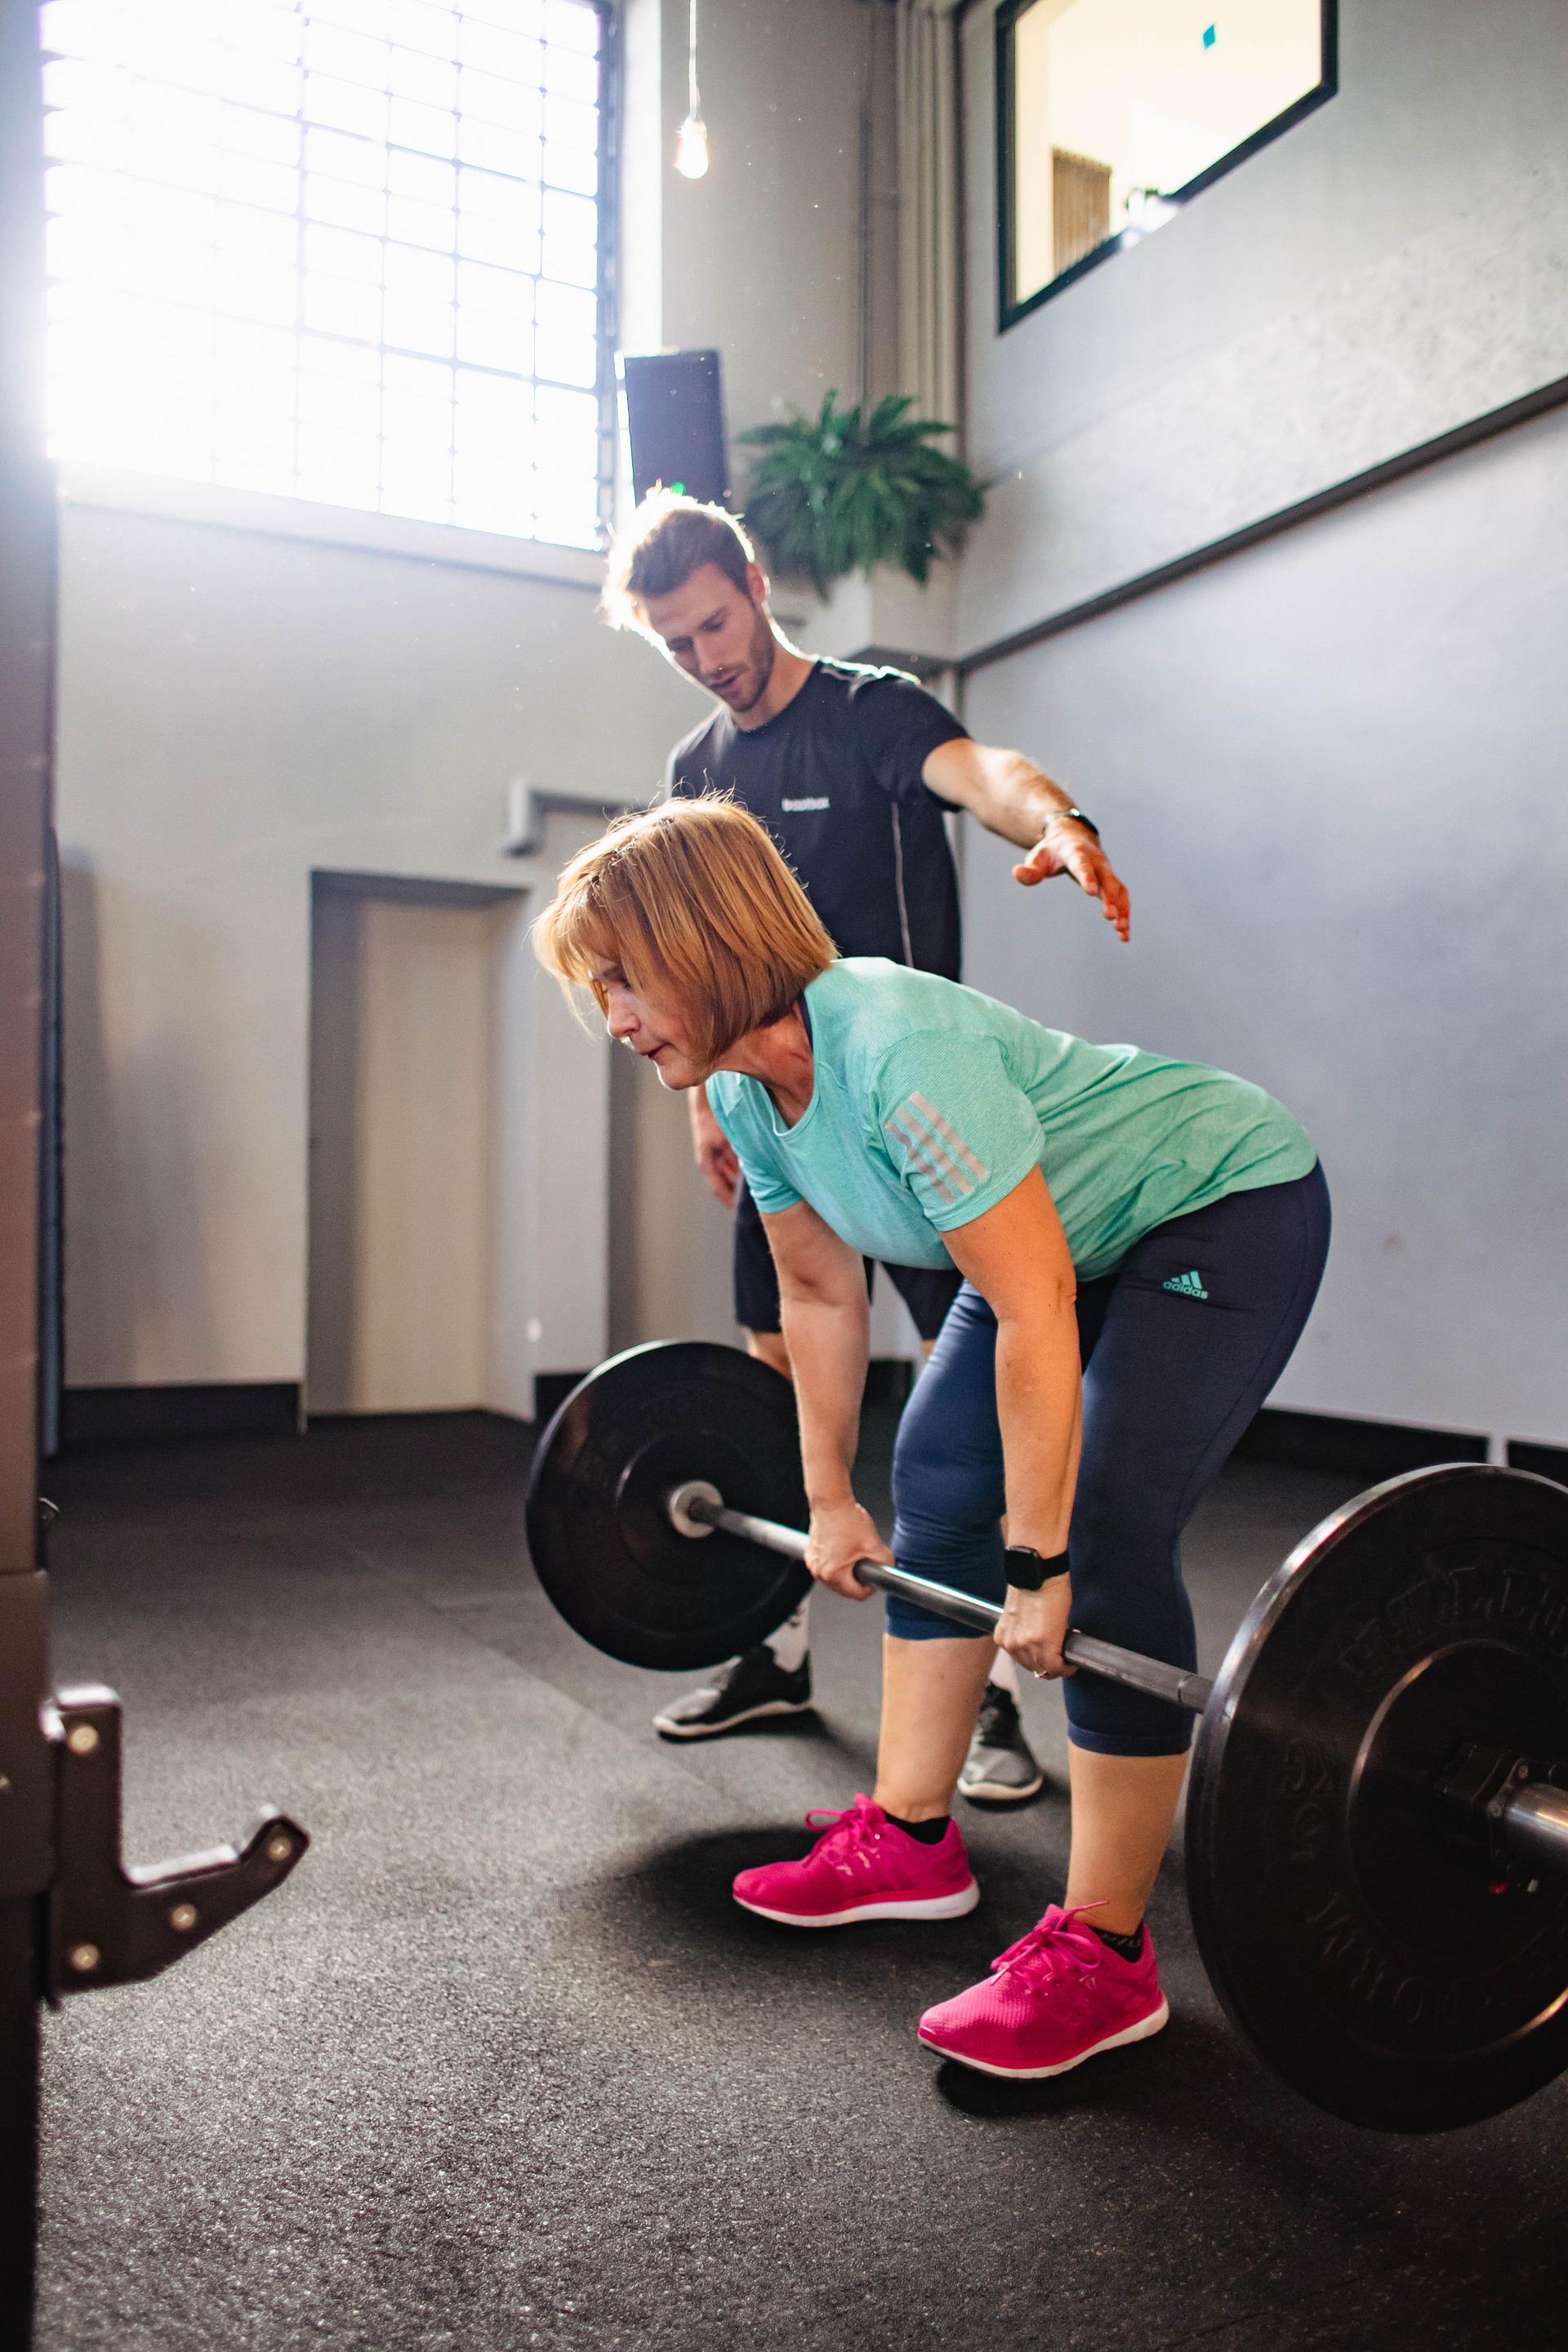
[739, 390, 983, 599]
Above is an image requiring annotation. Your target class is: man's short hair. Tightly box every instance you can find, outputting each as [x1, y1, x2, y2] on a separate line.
[601, 490, 761, 633]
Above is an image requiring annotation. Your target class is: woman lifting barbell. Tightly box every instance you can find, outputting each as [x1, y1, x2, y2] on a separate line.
[533, 794, 1330, 2082]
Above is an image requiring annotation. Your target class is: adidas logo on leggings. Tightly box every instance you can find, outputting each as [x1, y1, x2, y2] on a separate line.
[1162, 1269, 1209, 1300]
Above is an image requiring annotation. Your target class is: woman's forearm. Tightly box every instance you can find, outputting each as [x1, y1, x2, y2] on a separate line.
[778, 1290, 871, 1507]
[994, 1305, 1082, 1553]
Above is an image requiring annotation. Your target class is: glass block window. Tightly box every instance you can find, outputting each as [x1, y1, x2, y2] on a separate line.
[40, 0, 608, 548]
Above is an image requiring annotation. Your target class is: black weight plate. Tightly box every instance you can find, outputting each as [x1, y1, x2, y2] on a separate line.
[524, 1341, 811, 1671]
[1188, 1465, 1568, 2132]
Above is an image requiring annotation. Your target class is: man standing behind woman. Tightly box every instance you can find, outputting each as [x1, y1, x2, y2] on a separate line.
[604, 492, 1132, 1797]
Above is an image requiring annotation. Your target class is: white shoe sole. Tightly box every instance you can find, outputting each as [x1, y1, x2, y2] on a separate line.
[958, 1770, 1047, 1805]
[920, 1993, 1169, 2078]
[653, 1695, 813, 1740]
[734, 1878, 980, 1928]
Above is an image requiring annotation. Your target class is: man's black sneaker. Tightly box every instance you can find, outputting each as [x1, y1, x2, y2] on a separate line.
[957, 1686, 1047, 1804]
[653, 1647, 813, 1740]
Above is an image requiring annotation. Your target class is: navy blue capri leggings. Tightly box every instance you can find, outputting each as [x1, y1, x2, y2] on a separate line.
[887, 1165, 1331, 1757]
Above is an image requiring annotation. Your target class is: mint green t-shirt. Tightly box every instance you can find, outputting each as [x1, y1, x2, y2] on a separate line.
[706, 959, 1316, 1282]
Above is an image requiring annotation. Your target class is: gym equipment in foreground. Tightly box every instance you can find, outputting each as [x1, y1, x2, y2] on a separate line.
[527, 1340, 1568, 2133]
[1, 29, 308, 2325]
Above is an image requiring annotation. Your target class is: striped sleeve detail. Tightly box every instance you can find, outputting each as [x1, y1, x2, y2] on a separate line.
[884, 1107, 961, 1204]
[883, 1094, 991, 1204]
[909, 1094, 990, 1185]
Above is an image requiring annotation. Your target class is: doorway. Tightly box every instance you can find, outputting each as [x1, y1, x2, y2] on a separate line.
[306, 875, 522, 1416]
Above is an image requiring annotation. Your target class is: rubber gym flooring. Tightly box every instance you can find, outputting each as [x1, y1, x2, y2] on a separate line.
[35, 1408, 1568, 2352]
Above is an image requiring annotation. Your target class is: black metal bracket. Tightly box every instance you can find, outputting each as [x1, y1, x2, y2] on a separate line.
[1435, 1741, 1568, 1878]
[1438, 1741, 1532, 1829]
[47, 1684, 308, 2001]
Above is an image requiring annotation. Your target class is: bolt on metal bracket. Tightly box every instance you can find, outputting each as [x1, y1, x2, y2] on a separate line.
[47, 1684, 308, 2001]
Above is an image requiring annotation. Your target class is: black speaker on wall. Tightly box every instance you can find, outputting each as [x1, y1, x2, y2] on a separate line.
[619, 348, 729, 508]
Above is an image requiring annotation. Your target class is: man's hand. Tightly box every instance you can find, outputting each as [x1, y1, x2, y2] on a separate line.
[1013, 819, 1131, 942]
[995, 1575, 1076, 1680]
[920, 741, 1131, 943]
[804, 1498, 893, 1601]
[690, 1089, 741, 1207]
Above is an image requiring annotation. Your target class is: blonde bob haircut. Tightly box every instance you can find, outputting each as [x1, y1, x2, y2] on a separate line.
[532, 793, 838, 1075]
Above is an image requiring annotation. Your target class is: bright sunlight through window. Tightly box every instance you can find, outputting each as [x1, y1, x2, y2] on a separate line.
[41, 0, 607, 548]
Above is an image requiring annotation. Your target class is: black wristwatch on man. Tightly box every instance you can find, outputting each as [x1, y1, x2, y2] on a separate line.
[1044, 804, 1098, 840]
[1004, 1544, 1070, 1590]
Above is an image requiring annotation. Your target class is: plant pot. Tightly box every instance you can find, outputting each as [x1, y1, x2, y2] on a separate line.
[795, 562, 958, 675]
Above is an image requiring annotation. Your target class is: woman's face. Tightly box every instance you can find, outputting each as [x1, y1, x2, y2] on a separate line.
[597, 963, 703, 1090]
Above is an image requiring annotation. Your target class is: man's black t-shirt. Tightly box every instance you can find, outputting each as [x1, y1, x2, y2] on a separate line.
[664, 658, 969, 979]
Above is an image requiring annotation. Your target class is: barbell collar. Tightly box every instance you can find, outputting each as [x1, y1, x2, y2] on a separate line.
[1499, 1781, 1568, 1878]
[678, 1490, 1212, 1715]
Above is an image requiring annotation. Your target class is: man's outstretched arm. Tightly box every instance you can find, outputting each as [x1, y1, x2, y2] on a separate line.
[921, 737, 1130, 943]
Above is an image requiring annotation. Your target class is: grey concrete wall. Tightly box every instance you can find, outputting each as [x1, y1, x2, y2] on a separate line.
[951, 0, 1568, 1446]
[55, 503, 693, 1396]
[656, 0, 880, 441]
[617, 0, 898, 525]
[54, 2, 885, 1402]
[68, 0, 1566, 1431]
[961, 403, 1568, 1446]
[958, 0, 1568, 652]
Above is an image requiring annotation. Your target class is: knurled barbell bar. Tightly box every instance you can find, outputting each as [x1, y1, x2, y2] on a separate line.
[525, 1339, 1568, 2134]
[666, 1475, 1222, 1710]
[667, 1476, 1568, 1870]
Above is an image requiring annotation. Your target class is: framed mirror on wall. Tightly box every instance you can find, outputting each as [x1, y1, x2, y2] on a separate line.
[996, 0, 1337, 328]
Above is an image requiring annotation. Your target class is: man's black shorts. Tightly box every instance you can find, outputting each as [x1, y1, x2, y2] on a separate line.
[733, 1178, 962, 1342]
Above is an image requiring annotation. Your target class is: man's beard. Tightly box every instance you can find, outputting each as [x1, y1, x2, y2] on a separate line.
[726, 611, 777, 712]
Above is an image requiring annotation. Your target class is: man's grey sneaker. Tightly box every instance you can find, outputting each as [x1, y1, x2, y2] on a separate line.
[957, 1686, 1047, 1804]
[653, 1647, 813, 1741]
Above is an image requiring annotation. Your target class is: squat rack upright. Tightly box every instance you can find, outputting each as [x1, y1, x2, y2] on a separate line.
[0, 0, 59, 2313]
[0, 10, 309, 2330]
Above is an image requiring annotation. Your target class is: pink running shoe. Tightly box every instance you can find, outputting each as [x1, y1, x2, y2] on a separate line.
[732, 1795, 978, 1927]
[916, 1904, 1168, 2077]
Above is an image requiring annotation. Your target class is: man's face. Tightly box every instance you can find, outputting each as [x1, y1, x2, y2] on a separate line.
[642, 561, 776, 715]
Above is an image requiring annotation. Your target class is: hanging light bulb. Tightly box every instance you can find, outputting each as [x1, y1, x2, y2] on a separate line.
[675, 0, 708, 178]
[675, 111, 709, 179]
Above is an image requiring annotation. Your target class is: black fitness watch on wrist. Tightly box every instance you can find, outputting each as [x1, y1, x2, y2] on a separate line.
[1004, 1545, 1071, 1590]
[1043, 805, 1099, 840]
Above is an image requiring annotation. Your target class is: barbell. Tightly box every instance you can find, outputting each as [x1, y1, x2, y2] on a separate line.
[525, 1339, 1568, 2134]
